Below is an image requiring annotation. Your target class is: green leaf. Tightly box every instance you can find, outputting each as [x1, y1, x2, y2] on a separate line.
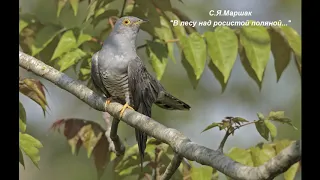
[201, 122, 220, 133]
[19, 132, 43, 168]
[269, 28, 291, 81]
[284, 162, 300, 180]
[208, 61, 228, 92]
[69, 0, 79, 16]
[164, 11, 186, 40]
[257, 112, 265, 120]
[264, 120, 277, 141]
[154, 16, 176, 63]
[232, 117, 249, 123]
[227, 147, 253, 166]
[19, 147, 25, 168]
[191, 166, 213, 180]
[146, 40, 168, 80]
[57, 0, 67, 17]
[268, 111, 297, 130]
[250, 144, 276, 166]
[77, 33, 92, 46]
[31, 26, 62, 56]
[19, 19, 29, 34]
[19, 79, 48, 116]
[52, 30, 90, 60]
[19, 101, 27, 132]
[204, 27, 238, 84]
[279, 26, 301, 61]
[79, 57, 92, 81]
[86, 1, 98, 21]
[240, 21, 271, 82]
[180, 32, 207, 80]
[56, 48, 87, 72]
[238, 43, 263, 89]
[80, 124, 103, 158]
[255, 120, 269, 141]
[181, 53, 200, 89]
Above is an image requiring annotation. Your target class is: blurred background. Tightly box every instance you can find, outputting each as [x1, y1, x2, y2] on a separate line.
[19, 0, 301, 179]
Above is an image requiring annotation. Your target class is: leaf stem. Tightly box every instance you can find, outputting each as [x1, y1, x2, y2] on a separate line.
[218, 120, 258, 152]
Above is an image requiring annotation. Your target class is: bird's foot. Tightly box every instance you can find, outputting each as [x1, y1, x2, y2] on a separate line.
[119, 103, 134, 118]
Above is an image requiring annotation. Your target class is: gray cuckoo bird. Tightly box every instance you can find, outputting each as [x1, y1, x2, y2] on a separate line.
[91, 16, 190, 169]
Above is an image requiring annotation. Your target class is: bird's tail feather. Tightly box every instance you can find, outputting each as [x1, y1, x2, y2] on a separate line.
[135, 128, 147, 171]
[155, 91, 191, 110]
[135, 100, 150, 171]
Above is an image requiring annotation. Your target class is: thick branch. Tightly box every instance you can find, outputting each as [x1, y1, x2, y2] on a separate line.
[19, 51, 301, 180]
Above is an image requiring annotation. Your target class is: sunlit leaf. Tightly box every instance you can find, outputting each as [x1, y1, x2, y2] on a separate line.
[269, 28, 291, 81]
[250, 144, 276, 166]
[180, 32, 207, 80]
[268, 111, 297, 130]
[255, 120, 269, 141]
[146, 40, 168, 80]
[181, 53, 200, 89]
[264, 120, 277, 141]
[164, 11, 186, 40]
[154, 16, 176, 63]
[227, 147, 253, 166]
[69, 0, 79, 16]
[19, 19, 29, 34]
[191, 166, 212, 180]
[19, 147, 25, 168]
[51, 30, 91, 60]
[240, 21, 271, 83]
[19, 101, 27, 132]
[56, 48, 87, 72]
[31, 25, 62, 56]
[238, 43, 263, 89]
[19, 78, 48, 115]
[172, 8, 196, 34]
[57, 0, 68, 17]
[86, 1, 98, 21]
[201, 122, 220, 133]
[19, 132, 43, 168]
[279, 26, 301, 73]
[284, 162, 300, 180]
[205, 27, 238, 85]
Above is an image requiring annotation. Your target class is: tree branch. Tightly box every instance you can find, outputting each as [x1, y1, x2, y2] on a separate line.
[161, 153, 183, 180]
[19, 51, 301, 180]
[102, 112, 125, 155]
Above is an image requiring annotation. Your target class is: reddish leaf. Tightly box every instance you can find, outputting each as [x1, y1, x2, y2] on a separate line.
[93, 135, 110, 179]
[51, 118, 110, 178]
[19, 78, 49, 116]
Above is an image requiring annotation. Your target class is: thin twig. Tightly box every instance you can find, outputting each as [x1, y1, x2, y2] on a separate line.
[110, 118, 126, 155]
[120, 0, 127, 17]
[161, 153, 183, 180]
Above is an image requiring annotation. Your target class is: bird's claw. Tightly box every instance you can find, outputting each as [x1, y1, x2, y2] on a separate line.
[104, 97, 113, 109]
[119, 103, 134, 118]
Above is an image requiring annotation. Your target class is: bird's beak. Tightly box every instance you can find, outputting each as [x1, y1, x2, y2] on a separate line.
[136, 19, 148, 25]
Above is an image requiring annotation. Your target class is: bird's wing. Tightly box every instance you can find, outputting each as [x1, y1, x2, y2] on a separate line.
[128, 57, 190, 111]
[91, 51, 111, 97]
[127, 56, 162, 114]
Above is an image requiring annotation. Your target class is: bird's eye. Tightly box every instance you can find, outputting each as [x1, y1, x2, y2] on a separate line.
[123, 19, 131, 25]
